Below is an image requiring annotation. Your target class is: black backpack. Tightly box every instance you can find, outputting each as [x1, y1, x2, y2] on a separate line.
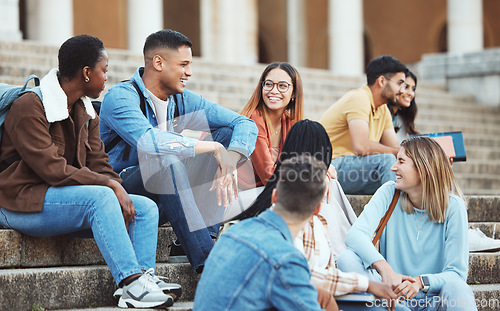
[93, 80, 146, 162]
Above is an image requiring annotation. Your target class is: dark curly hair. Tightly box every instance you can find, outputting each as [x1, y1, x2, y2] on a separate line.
[58, 34, 104, 80]
[143, 29, 192, 56]
[366, 55, 407, 86]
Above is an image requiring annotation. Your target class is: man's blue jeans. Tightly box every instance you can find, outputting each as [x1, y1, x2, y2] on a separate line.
[120, 128, 232, 272]
[338, 249, 477, 311]
[0, 185, 159, 285]
[332, 154, 396, 195]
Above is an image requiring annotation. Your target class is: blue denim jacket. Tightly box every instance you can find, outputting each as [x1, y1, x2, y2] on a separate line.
[193, 209, 324, 311]
[100, 67, 258, 172]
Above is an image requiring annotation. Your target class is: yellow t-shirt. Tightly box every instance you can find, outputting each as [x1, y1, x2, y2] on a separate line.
[319, 85, 393, 158]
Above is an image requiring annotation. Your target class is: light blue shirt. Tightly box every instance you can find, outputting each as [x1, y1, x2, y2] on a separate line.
[345, 181, 469, 294]
[99, 67, 258, 172]
[194, 209, 324, 311]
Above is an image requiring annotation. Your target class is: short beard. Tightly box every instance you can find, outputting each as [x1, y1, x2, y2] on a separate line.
[382, 85, 399, 106]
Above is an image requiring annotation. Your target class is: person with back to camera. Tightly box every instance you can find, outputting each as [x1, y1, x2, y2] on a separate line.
[319, 55, 407, 195]
[234, 120, 405, 310]
[194, 154, 341, 310]
[388, 70, 500, 253]
[0, 35, 175, 308]
[99, 29, 258, 274]
[338, 136, 477, 310]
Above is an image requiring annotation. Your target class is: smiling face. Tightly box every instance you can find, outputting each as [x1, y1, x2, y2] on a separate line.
[391, 147, 422, 194]
[382, 72, 406, 106]
[84, 49, 108, 99]
[158, 45, 193, 97]
[262, 68, 294, 115]
[397, 76, 416, 108]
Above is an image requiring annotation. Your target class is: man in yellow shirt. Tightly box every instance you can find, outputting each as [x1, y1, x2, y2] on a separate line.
[320, 56, 407, 194]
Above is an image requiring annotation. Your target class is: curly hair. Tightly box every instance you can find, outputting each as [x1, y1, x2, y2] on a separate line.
[58, 34, 104, 80]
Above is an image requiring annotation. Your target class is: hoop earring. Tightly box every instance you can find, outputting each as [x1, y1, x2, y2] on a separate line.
[85, 77, 90, 83]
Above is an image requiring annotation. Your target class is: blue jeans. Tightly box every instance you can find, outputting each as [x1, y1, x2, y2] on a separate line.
[332, 154, 396, 195]
[338, 249, 477, 311]
[120, 127, 232, 272]
[0, 185, 159, 285]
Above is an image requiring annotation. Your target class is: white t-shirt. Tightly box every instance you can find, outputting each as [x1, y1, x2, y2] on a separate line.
[146, 89, 169, 131]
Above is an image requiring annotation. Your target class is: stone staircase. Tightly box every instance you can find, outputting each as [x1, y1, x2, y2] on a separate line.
[0, 40, 499, 310]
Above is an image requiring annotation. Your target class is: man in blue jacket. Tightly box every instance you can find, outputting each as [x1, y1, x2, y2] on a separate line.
[194, 155, 332, 310]
[100, 29, 258, 274]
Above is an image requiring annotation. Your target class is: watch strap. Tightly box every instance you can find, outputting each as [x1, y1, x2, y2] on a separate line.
[421, 275, 430, 293]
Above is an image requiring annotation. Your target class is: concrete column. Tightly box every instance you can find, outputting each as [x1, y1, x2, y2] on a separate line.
[128, 0, 163, 54]
[447, 0, 483, 53]
[0, 0, 22, 40]
[24, 0, 72, 46]
[328, 0, 363, 76]
[287, 0, 306, 67]
[200, 0, 258, 64]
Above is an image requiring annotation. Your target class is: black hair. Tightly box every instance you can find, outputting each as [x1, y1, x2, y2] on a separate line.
[366, 55, 408, 86]
[234, 120, 332, 220]
[388, 70, 419, 135]
[143, 29, 192, 56]
[58, 34, 104, 80]
[275, 155, 327, 219]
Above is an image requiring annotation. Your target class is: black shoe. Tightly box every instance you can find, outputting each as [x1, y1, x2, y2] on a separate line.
[168, 240, 189, 263]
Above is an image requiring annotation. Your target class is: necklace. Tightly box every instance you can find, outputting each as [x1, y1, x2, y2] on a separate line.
[413, 211, 427, 240]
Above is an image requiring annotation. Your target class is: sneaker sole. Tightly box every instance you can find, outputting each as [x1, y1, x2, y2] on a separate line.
[470, 247, 500, 252]
[114, 287, 183, 302]
[118, 297, 174, 309]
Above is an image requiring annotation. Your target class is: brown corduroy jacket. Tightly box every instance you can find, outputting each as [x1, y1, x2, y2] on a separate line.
[0, 69, 120, 212]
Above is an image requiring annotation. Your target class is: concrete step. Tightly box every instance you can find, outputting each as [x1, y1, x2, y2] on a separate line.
[467, 251, 500, 284]
[455, 173, 500, 193]
[452, 161, 500, 175]
[0, 263, 199, 311]
[0, 258, 497, 310]
[470, 284, 500, 311]
[0, 226, 175, 268]
[347, 195, 500, 222]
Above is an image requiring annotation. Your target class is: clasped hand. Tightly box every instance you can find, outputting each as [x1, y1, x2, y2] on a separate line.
[210, 145, 239, 207]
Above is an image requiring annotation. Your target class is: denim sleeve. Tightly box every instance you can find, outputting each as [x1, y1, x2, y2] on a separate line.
[101, 83, 196, 159]
[268, 254, 324, 311]
[180, 90, 258, 159]
[345, 181, 394, 267]
[426, 196, 469, 293]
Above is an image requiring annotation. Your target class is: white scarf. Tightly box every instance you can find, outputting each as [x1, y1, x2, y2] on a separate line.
[39, 68, 96, 123]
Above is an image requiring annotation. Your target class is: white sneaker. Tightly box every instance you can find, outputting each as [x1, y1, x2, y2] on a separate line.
[117, 270, 174, 309]
[114, 269, 182, 302]
[469, 227, 500, 252]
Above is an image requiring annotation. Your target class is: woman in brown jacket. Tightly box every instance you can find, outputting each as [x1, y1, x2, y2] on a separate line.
[0, 35, 176, 309]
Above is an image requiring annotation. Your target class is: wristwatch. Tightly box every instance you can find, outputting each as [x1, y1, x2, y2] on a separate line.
[420, 275, 430, 293]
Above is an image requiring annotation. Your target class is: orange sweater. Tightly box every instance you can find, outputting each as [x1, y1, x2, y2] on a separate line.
[238, 110, 293, 189]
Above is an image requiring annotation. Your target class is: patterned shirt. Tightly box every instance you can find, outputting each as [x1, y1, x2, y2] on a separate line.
[295, 214, 369, 295]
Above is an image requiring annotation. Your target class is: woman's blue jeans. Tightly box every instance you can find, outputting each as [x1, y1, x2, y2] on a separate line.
[338, 249, 477, 311]
[0, 185, 159, 285]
